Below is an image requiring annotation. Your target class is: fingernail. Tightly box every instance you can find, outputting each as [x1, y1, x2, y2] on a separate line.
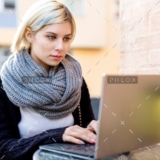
[81, 141, 85, 144]
[91, 139, 96, 143]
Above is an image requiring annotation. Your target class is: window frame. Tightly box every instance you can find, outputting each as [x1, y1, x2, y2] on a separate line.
[0, 0, 15, 12]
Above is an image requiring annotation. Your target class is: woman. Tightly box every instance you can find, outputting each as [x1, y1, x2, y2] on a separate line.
[0, 0, 97, 159]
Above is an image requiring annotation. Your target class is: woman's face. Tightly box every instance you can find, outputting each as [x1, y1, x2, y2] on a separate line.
[28, 22, 72, 72]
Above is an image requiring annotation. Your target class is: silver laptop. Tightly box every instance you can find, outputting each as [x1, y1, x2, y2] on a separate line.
[39, 74, 160, 159]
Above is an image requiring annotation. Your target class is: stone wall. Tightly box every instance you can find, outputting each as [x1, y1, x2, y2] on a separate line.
[120, 0, 160, 74]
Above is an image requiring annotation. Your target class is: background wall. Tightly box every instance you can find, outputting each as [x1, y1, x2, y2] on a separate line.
[120, 0, 160, 75]
[0, 0, 121, 97]
[70, 0, 120, 97]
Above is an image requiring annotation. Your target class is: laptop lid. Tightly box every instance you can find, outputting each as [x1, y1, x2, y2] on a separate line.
[95, 74, 160, 159]
[39, 74, 160, 160]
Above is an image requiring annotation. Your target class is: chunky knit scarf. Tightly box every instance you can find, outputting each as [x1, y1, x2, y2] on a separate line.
[0, 49, 82, 119]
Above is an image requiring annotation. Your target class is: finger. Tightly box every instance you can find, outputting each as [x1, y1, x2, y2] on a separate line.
[86, 126, 95, 132]
[87, 121, 98, 133]
[65, 125, 96, 144]
[64, 135, 85, 145]
[72, 129, 96, 144]
[74, 126, 96, 138]
[86, 127, 96, 135]
[92, 125, 97, 133]
[87, 120, 96, 129]
[86, 126, 93, 131]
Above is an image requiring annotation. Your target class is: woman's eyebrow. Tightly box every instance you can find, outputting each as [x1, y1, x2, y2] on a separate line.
[45, 32, 72, 36]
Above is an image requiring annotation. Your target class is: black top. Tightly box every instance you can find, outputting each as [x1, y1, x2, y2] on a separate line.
[0, 78, 95, 160]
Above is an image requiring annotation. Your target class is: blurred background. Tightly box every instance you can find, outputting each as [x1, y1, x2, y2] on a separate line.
[0, 0, 120, 98]
[0, 0, 159, 100]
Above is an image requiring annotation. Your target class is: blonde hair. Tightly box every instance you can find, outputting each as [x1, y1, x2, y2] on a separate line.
[11, 0, 76, 53]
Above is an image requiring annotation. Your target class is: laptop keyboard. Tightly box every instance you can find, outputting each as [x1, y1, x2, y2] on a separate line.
[40, 143, 95, 159]
[62, 143, 95, 156]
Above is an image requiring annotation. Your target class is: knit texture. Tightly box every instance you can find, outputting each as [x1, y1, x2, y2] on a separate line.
[0, 49, 83, 119]
[0, 78, 95, 160]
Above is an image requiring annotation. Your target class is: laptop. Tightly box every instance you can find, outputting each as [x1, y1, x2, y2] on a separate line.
[39, 74, 160, 159]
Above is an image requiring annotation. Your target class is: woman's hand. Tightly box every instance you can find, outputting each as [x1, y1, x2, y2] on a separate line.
[62, 125, 96, 145]
[86, 120, 98, 134]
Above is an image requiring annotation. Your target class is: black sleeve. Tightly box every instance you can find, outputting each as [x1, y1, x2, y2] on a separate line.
[0, 87, 67, 160]
[80, 78, 96, 127]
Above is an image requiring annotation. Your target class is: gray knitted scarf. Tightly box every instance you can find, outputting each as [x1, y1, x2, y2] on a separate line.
[0, 49, 82, 119]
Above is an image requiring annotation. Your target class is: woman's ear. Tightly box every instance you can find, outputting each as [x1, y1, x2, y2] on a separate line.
[25, 27, 33, 43]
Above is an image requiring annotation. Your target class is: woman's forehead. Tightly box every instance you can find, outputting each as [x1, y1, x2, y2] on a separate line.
[41, 22, 72, 34]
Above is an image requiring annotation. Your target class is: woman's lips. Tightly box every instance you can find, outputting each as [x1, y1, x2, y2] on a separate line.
[50, 55, 62, 60]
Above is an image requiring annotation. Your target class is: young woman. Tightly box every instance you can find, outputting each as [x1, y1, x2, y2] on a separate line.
[0, 0, 98, 159]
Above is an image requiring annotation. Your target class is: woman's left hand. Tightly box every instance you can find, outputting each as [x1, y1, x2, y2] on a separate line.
[87, 120, 98, 134]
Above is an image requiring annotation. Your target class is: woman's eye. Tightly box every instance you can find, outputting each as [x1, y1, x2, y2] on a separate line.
[47, 36, 56, 40]
[63, 37, 71, 41]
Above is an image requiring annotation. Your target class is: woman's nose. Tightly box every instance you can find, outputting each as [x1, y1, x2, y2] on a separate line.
[54, 40, 64, 51]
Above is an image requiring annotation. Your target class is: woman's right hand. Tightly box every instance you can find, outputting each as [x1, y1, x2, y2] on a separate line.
[62, 125, 96, 145]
